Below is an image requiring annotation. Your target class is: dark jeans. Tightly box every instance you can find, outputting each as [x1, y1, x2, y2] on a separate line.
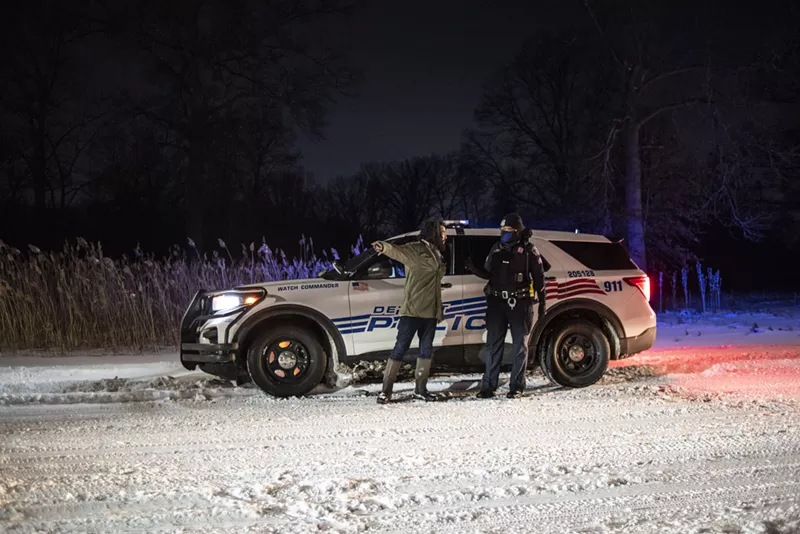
[481, 296, 534, 393]
[389, 316, 437, 361]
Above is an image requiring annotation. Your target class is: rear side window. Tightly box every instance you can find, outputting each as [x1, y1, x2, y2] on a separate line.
[550, 240, 638, 271]
[457, 235, 551, 274]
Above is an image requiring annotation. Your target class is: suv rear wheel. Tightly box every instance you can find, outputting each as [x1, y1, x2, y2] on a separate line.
[541, 319, 609, 387]
[246, 326, 328, 397]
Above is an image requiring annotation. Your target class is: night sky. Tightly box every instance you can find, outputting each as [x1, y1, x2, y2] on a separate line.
[1, 0, 797, 291]
[298, 0, 569, 182]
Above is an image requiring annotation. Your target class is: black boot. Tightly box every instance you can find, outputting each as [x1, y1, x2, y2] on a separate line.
[413, 358, 443, 401]
[377, 359, 402, 404]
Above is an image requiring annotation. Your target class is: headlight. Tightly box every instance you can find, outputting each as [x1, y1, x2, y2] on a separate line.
[211, 289, 265, 312]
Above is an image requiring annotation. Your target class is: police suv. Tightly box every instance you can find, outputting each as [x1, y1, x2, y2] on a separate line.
[179, 221, 656, 397]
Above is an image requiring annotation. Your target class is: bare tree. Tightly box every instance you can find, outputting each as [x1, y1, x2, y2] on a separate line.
[465, 29, 614, 228]
[115, 0, 359, 250]
[326, 163, 390, 239]
[0, 1, 106, 213]
[380, 157, 437, 233]
[582, 0, 747, 269]
[236, 104, 300, 231]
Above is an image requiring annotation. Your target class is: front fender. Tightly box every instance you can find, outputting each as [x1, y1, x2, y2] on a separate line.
[231, 304, 349, 366]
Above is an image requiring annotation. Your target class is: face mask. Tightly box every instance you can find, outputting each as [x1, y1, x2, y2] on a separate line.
[500, 230, 517, 244]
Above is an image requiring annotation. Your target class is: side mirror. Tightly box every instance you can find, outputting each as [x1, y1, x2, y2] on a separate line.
[366, 260, 393, 279]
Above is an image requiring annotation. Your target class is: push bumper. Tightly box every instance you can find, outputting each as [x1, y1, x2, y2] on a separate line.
[179, 290, 241, 369]
[619, 326, 657, 358]
[180, 342, 238, 364]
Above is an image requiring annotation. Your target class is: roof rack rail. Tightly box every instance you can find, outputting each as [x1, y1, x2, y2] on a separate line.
[442, 220, 471, 229]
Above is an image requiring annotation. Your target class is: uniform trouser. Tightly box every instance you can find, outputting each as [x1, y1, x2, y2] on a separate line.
[389, 317, 437, 361]
[481, 296, 534, 393]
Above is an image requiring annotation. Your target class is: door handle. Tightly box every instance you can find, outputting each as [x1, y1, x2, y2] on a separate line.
[441, 282, 453, 289]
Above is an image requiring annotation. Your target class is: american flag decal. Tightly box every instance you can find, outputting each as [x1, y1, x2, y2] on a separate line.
[546, 278, 606, 301]
[352, 281, 369, 291]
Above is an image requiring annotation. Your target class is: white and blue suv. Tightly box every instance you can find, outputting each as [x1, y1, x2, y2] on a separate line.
[179, 221, 657, 397]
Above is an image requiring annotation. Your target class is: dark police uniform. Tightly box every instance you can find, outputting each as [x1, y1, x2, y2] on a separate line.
[468, 217, 546, 398]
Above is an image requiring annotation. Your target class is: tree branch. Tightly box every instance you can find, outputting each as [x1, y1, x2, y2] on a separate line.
[583, 0, 623, 67]
[638, 98, 711, 128]
[638, 66, 706, 93]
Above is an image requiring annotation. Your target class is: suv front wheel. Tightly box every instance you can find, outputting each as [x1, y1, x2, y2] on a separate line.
[541, 319, 610, 387]
[246, 326, 327, 397]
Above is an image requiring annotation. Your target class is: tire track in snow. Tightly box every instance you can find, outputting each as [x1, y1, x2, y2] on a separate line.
[2, 374, 800, 534]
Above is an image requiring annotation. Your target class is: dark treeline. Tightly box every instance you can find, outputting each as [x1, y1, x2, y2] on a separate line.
[1, 0, 799, 288]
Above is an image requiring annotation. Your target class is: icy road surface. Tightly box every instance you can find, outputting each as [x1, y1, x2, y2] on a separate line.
[1, 315, 800, 533]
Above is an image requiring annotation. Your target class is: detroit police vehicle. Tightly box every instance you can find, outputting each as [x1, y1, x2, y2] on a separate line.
[179, 221, 656, 397]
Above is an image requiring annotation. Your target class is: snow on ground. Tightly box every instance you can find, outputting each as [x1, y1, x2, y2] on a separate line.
[1, 310, 800, 533]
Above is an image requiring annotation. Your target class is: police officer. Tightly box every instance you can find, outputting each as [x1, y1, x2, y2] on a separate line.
[466, 213, 546, 398]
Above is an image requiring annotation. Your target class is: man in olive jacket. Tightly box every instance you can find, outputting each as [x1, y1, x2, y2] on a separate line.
[371, 219, 447, 404]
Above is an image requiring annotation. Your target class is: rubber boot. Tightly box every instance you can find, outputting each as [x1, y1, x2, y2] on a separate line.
[413, 358, 442, 401]
[377, 358, 402, 404]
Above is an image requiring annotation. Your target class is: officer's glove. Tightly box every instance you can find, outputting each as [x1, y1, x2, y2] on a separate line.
[464, 257, 475, 273]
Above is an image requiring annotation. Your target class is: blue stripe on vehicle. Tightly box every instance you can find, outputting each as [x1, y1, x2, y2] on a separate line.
[445, 306, 486, 315]
[331, 314, 371, 324]
[444, 309, 486, 319]
[331, 297, 486, 329]
[444, 302, 486, 314]
[338, 328, 366, 335]
[442, 297, 484, 306]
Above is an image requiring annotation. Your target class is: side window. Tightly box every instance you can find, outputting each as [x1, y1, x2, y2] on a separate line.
[549, 241, 637, 271]
[388, 258, 406, 278]
[356, 238, 454, 279]
[455, 235, 552, 274]
[453, 236, 497, 275]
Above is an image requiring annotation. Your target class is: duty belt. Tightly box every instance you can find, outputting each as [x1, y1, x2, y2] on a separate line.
[489, 288, 531, 299]
[489, 288, 532, 310]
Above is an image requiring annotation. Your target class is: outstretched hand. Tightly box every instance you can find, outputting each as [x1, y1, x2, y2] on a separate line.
[371, 241, 384, 253]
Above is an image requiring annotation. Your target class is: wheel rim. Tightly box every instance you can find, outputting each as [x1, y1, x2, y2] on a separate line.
[557, 332, 600, 377]
[263, 338, 311, 383]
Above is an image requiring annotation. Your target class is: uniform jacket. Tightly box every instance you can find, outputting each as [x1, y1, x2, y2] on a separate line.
[471, 233, 546, 301]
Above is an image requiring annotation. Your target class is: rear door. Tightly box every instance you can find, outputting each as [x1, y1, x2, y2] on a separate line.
[459, 233, 561, 363]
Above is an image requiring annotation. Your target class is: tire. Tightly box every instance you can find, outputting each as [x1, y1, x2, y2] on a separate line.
[541, 319, 609, 388]
[538, 334, 557, 384]
[246, 325, 328, 397]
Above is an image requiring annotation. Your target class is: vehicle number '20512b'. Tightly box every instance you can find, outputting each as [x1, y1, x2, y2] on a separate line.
[568, 270, 595, 278]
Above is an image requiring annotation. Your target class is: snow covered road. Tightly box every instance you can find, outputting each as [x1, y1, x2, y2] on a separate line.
[2, 315, 800, 533]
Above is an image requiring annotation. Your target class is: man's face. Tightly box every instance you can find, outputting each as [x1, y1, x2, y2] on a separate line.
[439, 225, 447, 245]
[501, 225, 516, 233]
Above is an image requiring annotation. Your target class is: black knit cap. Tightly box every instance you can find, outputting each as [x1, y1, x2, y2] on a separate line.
[501, 212, 524, 231]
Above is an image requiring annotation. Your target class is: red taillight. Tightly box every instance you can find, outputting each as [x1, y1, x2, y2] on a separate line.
[624, 275, 650, 301]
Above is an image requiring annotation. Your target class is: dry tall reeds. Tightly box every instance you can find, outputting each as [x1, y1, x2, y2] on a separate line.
[0, 236, 362, 352]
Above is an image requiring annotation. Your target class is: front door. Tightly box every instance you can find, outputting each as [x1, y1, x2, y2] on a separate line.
[348, 235, 463, 362]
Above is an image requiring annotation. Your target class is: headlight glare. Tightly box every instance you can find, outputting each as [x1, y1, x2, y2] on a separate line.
[211, 290, 265, 312]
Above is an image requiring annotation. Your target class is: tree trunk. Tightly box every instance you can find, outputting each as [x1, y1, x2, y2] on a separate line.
[32, 118, 47, 212]
[185, 141, 206, 253]
[624, 120, 647, 270]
